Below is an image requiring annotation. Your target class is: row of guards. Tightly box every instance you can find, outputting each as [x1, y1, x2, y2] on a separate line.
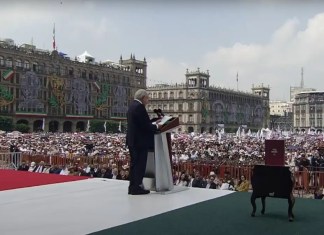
[1, 152, 324, 196]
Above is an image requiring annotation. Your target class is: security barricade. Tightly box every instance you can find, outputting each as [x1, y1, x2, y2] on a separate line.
[14, 153, 324, 194]
[0, 152, 22, 169]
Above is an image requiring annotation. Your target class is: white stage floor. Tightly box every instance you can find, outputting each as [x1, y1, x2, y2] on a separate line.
[0, 178, 234, 235]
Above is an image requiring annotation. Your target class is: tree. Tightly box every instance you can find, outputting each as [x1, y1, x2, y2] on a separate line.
[86, 120, 122, 133]
[105, 120, 120, 133]
[89, 120, 105, 133]
[0, 116, 14, 131]
[15, 123, 30, 133]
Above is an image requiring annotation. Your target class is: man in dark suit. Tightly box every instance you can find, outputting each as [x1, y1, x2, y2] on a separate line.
[126, 89, 161, 195]
[33, 161, 46, 173]
[17, 161, 29, 171]
[105, 167, 122, 180]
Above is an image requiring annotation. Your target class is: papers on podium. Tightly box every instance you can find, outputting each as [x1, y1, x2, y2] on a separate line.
[153, 115, 173, 125]
[159, 115, 173, 125]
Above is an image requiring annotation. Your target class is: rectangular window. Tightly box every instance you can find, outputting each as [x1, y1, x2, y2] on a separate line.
[317, 119, 322, 127]
[178, 104, 183, 111]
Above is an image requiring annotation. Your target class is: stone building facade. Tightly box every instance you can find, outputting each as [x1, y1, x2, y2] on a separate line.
[0, 39, 146, 132]
[294, 91, 324, 132]
[147, 69, 270, 133]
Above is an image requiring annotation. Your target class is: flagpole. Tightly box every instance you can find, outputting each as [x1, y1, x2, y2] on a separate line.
[86, 120, 90, 132]
[53, 23, 56, 50]
[236, 72, 238, 91]
[42, 118, 45, 131]
[118, 121, 121, 132]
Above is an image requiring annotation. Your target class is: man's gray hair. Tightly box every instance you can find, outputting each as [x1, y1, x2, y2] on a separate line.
[134, 89, 148, 100]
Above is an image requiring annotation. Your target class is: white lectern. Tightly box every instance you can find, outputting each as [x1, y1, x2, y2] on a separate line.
[143, 117, 187, 193]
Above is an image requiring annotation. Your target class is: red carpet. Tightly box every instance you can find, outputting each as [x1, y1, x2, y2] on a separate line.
[0, 170, 88, 191]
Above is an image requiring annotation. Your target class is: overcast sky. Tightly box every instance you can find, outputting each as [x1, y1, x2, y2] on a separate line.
[1, 0, 324, 101]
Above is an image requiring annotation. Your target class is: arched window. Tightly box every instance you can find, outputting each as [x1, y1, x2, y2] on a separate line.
[56, 65, 60, 74]
[0, 56, 4, 66]
[39, 63, 46, 73]
[49, 64, 55, 74]
[62, 66, 67, 75]
[24, 60, 30, 69]
[41, 63, 47, 73]
[82, 70, 86, 78]
[189, 102, 194, 111]
[67, 67, 73, 76]
[32, 62, 38, 72]
[15, 59, 22, 68]
[6, 58, 13, 67]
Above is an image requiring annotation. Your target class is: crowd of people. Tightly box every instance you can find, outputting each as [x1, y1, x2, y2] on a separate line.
[2, 130, 324, 168]
[1, 129, 324, 198]
[17, 160, 130, 180]
[16, 154, 249, 192]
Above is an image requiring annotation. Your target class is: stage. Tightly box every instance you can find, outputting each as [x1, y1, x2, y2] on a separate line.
[0, 170, 323, 235]
[0, 171, 232, 235]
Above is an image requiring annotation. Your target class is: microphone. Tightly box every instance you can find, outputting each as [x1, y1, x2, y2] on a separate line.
[157, 109, 164, 117]
[153, 109, 161, 118]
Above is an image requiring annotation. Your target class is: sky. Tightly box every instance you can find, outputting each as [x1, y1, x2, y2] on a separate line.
[1, 0, 324, 101]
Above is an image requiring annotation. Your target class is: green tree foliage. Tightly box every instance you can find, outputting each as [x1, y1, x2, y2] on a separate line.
[15, 123, 30, 133]
[89, 120, 105, 133]
[89, 120, 122, 133]
[106, 120, 121, 133]
[0, 116, 14, 131]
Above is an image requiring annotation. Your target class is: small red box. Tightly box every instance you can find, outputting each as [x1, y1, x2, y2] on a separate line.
[265, 140, 285, 166]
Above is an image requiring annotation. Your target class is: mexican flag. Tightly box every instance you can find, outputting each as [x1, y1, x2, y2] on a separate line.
[2, 69, 14, 81]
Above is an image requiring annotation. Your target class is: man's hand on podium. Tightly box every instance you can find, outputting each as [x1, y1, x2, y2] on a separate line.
[155, 119, 163, 129]
[155, 119, 162, 130]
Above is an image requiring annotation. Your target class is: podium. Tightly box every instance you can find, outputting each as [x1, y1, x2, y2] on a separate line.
[143, 117, 186, 193]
